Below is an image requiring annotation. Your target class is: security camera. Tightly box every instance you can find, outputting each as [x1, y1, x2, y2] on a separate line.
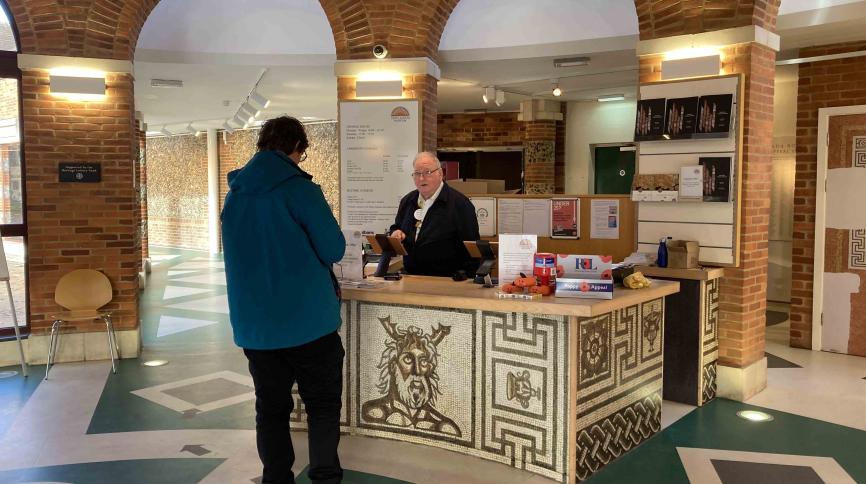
[373, 44, 388, 59]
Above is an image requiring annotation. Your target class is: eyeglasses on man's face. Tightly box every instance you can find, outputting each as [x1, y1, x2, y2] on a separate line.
[410, 168, 440, 178]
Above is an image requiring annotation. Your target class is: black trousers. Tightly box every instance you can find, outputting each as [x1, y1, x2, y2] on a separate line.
[244, 330, 345, 484]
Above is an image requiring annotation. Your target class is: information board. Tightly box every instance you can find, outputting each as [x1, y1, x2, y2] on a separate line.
[339, 100, 420, 233]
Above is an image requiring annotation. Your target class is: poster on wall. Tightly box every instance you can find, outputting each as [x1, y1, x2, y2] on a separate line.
[590, 199, 620, 239]
[634, 98, 666, 141]
[339, 100, 420, 233]
[469, 197, 497, 237]
[550, 198, 579, 239]
[699, 156, 733, 202]
[696, 94, 734, 138]
[663, 97, 698, 139]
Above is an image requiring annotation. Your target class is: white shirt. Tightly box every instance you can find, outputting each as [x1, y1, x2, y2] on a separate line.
[415, 181, 444, 241]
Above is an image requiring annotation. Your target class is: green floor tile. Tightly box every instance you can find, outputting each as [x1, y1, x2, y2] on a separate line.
[0, 458, 223, 484]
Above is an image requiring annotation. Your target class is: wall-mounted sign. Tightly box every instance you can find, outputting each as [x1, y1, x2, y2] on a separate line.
[59, 163, 101, 183]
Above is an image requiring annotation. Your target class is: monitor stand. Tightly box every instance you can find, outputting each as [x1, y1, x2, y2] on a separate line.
[473, 239, 497, 284]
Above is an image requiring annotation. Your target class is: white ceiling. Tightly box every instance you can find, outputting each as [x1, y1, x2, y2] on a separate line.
[134, 0, 866, 134]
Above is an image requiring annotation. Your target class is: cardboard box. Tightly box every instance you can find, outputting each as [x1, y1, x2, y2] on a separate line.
[447, 180, 489, 195]
[467, 179, 506, 194]
[667, 240, 699, 269]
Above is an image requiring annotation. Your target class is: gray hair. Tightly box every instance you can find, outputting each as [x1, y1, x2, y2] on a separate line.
[413, 151, 441, 169]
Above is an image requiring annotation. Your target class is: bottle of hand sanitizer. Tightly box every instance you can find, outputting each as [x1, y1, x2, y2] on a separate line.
[657, 237, 668, 268]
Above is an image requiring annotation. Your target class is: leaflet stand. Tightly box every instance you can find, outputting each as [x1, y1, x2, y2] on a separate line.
[0, 239, 27, 377]
[464, 240, 499, 284]
[366, 235, 407, 278]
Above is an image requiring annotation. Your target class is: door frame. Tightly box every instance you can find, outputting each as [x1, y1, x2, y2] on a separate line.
[589, 142, 635, 195]
[812, 104, 866, 350]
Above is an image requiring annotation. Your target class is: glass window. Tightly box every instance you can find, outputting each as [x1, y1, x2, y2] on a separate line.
[0, 78, 20, 224]
[0, 236, 25, 330]
[0, 6, 15, 52]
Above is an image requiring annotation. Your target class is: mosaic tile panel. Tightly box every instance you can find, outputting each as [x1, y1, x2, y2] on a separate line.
[354, 302, 476, 448]
[481, 312, 569, 482]
[290, 301, 352, 429]
[700, 278, 720, 405]
[525, 140, 555, 165]
[575, 298, 665, 482]
[854, 136, 866, 168]
[850, 229, 866, 269]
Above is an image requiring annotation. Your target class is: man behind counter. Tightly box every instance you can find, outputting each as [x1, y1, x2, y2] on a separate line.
[389, 152, 480, 277]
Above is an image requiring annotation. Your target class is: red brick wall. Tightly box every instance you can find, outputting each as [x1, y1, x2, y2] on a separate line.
[634, 0, 781, 40]
[437, 112, 524, 148]
[22, 69, 139, 333]
[791, 41, 866, 349]
[639, 43, 776, 368]
[555, 103, 567, 194]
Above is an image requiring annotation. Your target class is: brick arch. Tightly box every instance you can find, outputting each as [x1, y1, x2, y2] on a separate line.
[634, 0, 782, 40]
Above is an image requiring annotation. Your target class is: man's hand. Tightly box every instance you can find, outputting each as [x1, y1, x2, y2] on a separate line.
[391, 229, 406, 241]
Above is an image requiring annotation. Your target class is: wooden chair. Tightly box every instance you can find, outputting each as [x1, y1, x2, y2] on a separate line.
[45, 269, 118, 380]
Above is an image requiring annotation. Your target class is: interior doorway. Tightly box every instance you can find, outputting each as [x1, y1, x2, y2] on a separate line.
[592, 144, 635, 194]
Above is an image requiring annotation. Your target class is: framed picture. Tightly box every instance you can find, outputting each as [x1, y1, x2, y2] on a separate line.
[634, 98, 666, 141]
[695, 94, 734, 138]
[699, 156, 732, 202]
[664, 97, 698, 139]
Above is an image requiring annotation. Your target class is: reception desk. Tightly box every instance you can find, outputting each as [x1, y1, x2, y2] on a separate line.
[291, 276, 678, 483]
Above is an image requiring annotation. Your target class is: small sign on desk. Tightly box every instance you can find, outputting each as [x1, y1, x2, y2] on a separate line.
[59, 163, 101, 183]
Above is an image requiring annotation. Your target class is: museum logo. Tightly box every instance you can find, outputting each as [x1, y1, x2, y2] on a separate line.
[390, 106, 411, 123]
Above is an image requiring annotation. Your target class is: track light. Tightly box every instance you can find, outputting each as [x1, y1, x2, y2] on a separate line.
[187, 123, 203, 137]
[239, 102, 258, 123]
[482, 86, 495, 104]
[222, 121, 235, 134]
[231, 114, 245, 127]
[160, 126, 172, 136]
[250, 91, 271, 110]
[551, 79, 562, 97]
[495, 89, 505, 107]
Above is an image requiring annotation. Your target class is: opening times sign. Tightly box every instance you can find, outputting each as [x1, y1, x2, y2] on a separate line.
[339, 100, 420, 233]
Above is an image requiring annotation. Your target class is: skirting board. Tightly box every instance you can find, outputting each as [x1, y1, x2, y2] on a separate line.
[0, 328, 141, 366]
[716, 357, 767, 401]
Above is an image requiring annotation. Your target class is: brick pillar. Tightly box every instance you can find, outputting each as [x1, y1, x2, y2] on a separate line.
[639, 43, 776, 400]
[337, 73, 438, 152]
[22, 69, 141, 361]
[520, 99, 562, 194]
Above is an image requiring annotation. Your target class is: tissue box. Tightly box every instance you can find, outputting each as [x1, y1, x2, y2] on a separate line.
[667, 240, 699, 269]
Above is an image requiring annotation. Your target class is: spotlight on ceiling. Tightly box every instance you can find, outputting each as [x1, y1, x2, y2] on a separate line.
[239, 102, 258, 124]
[222, 121, 235, 134]
[231, 114, 245, 127]
[187, 123, 203, 137]
[160, 126, 172, 137]
[250, 91, 271, 110]
[598, 94, 626, 102]
[482, 86, 496, 104]
[551, 79, 562, 97]
[553, 56, 590, 68]
[495, 89, 505, 107]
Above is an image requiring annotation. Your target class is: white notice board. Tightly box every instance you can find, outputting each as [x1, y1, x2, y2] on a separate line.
[339, 100, 420, 233]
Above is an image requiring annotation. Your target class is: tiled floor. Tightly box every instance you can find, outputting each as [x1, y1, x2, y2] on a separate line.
[0, 248, 864, 483]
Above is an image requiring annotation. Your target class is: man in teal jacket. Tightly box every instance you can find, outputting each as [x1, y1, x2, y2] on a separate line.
[222, 116, 346, 484]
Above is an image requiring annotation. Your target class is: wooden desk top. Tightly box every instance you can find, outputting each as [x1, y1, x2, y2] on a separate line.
[341, 275, 679, 318]
[635, 266, 725, 281]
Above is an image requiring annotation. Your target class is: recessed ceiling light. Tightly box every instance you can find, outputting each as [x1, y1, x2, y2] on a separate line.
[150, 79, 183, 88]
[553, 56, 590, 68]
[301, 116, 317, 120]
[736, 410, 774, 422]
[598, 94, 626, 102]
[142, 359, 169, 367]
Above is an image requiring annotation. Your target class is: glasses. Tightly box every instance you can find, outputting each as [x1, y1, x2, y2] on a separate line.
[410, 168, 440, 179]
[299, 151, 308, 162]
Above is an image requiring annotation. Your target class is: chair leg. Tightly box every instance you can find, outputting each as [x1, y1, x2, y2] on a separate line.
[44, 320, 61, 381]
[106, 315, 120, 358]
[103, 316, 116, 374]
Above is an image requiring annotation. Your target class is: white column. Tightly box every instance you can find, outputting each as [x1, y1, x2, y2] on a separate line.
[207, 128, 220, 254]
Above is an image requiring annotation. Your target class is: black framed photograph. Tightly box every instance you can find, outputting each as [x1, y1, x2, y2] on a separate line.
[663, 97, 698, 139]
[695, 94, 734, 138]
[634, 98, 666, 141]
[699, 156, 732, 202]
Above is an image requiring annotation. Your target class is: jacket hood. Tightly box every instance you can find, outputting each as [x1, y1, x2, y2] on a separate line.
[227, 150, 311, 194]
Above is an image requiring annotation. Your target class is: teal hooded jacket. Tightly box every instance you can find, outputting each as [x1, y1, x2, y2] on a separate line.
[221, 150, 346, 349]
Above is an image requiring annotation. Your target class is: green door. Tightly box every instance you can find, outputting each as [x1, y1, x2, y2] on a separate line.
[594, 146, 635, 194]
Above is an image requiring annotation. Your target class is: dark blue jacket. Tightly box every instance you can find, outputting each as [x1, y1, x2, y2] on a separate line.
[221, 150, 346, 349]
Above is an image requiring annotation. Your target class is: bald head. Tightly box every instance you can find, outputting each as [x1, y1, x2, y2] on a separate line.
[412, 151, 444, 199]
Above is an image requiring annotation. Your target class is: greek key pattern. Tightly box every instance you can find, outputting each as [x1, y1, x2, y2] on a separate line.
[574, 393, 662, 481]
[699, 278, 720, 405]
[850, 229, 866, 269]
[482, 312, 568, 481]
[702, 361, 718, 404]
[575, 299, 665, 481]
[854, 136, 866, 168]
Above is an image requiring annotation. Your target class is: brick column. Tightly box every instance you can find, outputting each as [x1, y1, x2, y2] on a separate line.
[639, 42, 776, 400]
[22, 69, 141, 361]
[520, 99, 562, 195]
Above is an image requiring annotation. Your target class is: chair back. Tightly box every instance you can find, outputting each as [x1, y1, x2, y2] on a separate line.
[54, 269, 113, 311]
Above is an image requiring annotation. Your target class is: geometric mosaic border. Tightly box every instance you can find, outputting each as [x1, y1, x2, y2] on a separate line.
[851, 229, 866, 269]
[854, 135, 866, 168]
[700, 278, 720, 405]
